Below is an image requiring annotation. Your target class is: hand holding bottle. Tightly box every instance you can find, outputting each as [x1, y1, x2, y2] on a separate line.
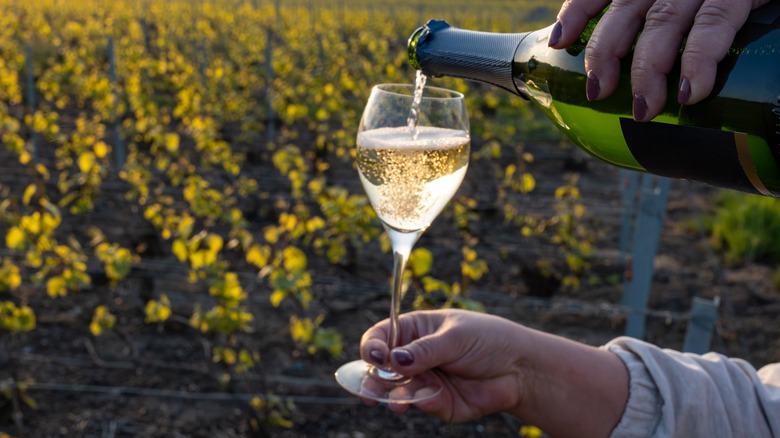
[360, 309, 629, 437]
[549, 0, 772, 121]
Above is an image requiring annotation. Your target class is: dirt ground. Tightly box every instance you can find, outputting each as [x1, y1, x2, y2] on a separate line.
[1, 135, 779, 438]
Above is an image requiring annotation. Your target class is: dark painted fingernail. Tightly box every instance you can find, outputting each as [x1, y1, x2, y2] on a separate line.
[548, 21, 562, 47]
[392, 349, 415, 366]
[678, 77, 691, 105]
[633, 93, 648, 121]
[369, 350, 385, 365]
[586, 70, 600, 101]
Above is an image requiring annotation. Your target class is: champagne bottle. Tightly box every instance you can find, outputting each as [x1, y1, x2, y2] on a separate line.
[407, 2, 780, 196]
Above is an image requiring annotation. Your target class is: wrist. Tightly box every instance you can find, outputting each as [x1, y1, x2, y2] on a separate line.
[508, 330, 629, 438]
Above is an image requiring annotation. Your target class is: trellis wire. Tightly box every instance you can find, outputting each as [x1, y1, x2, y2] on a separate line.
[22, 381, 361, 405]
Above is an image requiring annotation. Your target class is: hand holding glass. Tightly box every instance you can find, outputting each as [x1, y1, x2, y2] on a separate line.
[334, 83, 470, 403]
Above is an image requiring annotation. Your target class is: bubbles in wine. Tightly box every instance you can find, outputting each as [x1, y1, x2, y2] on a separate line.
[357, 126, 469, 232]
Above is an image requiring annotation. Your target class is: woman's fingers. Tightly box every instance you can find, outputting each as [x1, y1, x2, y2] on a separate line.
[553, 0, 766, 121]
[360, 324, 391, 368]
[360, 311, 443, 370]
[549, 0, 612, 49]
[361, 311, 462, 376]
[677, 0, 768, 104]
[583, 0, 654, 102]
[628, 0, 704, 120]
[631, 0, 762, 118]
[553, 0, 653, 101]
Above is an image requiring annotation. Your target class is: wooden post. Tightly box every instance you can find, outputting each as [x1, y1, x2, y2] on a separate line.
[683, 297, 719, 354]
[265, 28, 275, 141]
[621, 175, 671, 340]
[24, 44, 38, 164]
[108, 36, 125, 169]
[309, 0, 316, 34]
[199, 36, 208, 92]
[618, 170, 639, 256]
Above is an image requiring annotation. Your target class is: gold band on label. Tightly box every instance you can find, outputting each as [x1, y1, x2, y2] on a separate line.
[735, 132, 773, 197]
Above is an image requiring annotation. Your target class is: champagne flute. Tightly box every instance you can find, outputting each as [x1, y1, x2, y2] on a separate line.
[334, 82, 470, 403]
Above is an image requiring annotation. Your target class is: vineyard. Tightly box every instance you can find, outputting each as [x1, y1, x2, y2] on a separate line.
[0, 0, 779, 436]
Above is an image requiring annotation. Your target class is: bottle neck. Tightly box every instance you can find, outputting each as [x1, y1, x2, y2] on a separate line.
[410, 20, 530, 97]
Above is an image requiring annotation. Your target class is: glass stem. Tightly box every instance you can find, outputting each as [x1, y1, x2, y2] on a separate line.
[385, 228, 423, 352]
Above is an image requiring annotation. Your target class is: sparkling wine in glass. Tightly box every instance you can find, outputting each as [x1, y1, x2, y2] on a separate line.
[334, 81, 470, 403]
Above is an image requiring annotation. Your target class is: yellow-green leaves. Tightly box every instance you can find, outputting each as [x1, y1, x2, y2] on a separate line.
[289, 315, 315, 347]
[191, 234, 224, 270]
[95, 242, 135, 284]
[46, 276, 67, 298]
[408, 245, 487, 312]
[0, 259, 21, 292]
[145, 295, 172, 323]
[172, 231, 226, 280]
[503, 163, 536, 194]
[25, 110, 60, 141]
[183, 176, 224, 220]
[519, 425, 544, 438]
[268, 246, 312, 309]
[55, 114, 110, 214]
[77, 150, 97, 173]
[212, 346, 259, 374]
[461, 246, 488, 281]
[0, 301, 35, 332]
[4, 196, 90, 299]
[164, 132, 180, 153]
[314, 186, 380, 263]
[7, 209, 61, 251]
[289, 315, 343, 358]
[246, 244, 271, 269]
[281, 246, 306, 273]
[250, 395, 294, 429]
[190, 302, 253, 335]
[22, 184, 37, 206]
[89, 305, 116, 336]
[272, 146, 307, 199]
[5, 227, 26, 251]
[409, 247, 433, 277]
[209, 272, 245, 306]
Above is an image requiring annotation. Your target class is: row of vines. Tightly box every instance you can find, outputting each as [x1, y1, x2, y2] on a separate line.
[0, 0, 608, 434]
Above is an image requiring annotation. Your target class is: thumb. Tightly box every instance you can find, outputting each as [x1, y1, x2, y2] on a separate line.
[360, 321, 391, 368]
[390, 329, 461, 376]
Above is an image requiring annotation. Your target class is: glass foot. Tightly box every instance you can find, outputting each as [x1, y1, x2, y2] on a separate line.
[335, 359, 443, 404]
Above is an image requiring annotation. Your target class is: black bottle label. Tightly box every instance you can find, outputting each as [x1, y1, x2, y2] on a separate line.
[620, 118, 771, 196]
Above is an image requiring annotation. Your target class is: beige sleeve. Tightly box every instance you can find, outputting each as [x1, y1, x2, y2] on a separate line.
[602, 337, 780, 437]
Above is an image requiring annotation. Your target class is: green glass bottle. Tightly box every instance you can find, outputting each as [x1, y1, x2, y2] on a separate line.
[408, 3, 780, 196]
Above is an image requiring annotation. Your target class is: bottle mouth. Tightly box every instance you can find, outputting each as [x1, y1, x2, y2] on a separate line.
[407, 25, 430, 71]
